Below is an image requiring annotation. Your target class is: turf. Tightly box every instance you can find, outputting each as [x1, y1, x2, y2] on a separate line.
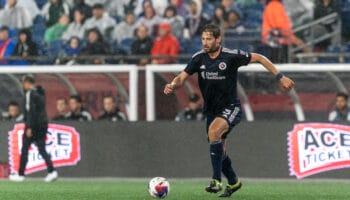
[1, 178, 350, 200]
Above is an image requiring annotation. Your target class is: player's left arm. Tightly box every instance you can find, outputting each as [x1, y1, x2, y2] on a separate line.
[249, 53, 294, 91]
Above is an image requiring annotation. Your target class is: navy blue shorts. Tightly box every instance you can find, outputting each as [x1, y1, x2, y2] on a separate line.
[206, 100, 242, 139]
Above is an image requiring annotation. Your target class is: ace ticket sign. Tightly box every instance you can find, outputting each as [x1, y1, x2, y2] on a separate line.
[288, 123, 350, 179]
[8, 124, 81, 175]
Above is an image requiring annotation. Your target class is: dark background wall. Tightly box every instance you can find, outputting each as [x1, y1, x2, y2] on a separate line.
[1, 121, 350, 179]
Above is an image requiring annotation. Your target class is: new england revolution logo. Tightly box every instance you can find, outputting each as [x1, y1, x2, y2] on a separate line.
[218, 62, 227, 70]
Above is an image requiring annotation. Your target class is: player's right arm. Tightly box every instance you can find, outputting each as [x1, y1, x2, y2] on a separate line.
[164, 71, 190, 95]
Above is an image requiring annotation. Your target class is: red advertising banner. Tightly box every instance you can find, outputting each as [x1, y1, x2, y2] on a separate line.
[8, 124, 81, 175]
[288, 123, 350, 179]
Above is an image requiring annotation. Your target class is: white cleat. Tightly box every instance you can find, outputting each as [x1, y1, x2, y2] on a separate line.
[44, 171, 58, 182]
[9, 174, 25, 182]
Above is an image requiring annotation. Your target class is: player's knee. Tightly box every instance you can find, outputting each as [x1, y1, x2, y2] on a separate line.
[208, 127, 222, 142]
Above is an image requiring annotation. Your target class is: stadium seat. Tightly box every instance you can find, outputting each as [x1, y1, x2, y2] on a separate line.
[35, 0, 48, 9]
[184, 36, 202, 54]
[119, 38, 134, 55]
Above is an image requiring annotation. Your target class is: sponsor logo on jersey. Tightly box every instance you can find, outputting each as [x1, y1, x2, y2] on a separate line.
[9, 123, 81, 175]
[288, 123, 350, 179]
[218, 62, 227, 70]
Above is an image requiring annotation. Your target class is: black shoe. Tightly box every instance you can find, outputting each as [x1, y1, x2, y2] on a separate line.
[218, 180, 242, 197]
[205, 179, 223, 193]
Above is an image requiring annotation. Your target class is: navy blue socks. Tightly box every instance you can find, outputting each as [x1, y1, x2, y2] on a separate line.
[222, 154, 238, 185]
[210, 140, 223, 182]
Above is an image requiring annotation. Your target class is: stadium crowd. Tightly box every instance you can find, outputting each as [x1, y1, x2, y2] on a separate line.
[0, 0, 348, 65]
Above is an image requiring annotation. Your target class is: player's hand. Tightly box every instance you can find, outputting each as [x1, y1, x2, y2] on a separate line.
[279, 76, 295, 92]
[164, 83, 175, 95]
[26, 129, 32, 138]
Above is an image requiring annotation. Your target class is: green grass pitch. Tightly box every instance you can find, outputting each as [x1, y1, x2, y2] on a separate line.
[1, 178, 350, 200]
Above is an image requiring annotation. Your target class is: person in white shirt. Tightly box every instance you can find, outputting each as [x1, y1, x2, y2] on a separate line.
[0, 0, 32, 29]
[84, 3, 116, 37]
[62, 8, 87, 40]
[329, 92, 350, 122]
[112, 12, 136, 42]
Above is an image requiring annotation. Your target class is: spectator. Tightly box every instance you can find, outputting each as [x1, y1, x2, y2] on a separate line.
[66, 95, 92, 121]
[183, 0, 210, 39]
[44, 14, 70, 42]
[84, 3, 116, 38]
[221, 0, 242, 19]
[98, 96, 126, 122]
[16, 0, 40, 21]
[1, 100, 23, 122]
[329, 92, 350, 122]
[224, 10, 245, 33]
[62, 9, 87, 40]
[0, 26, 16, 65]
[84, 0, 107, 7]
[151, 22, 180, 64]
[175, 93, 204, 121]
[136, 0, 163, 37]
[284, 0, 314, 27]
[262, 0, 309, 63]
[313, 0, 339, 51]
[52, 98, 69, 120]
[42, 0, 70, 27]
[169, 0, 188, 17]
[163, 5, 185, 39]
[59, 36, 82, 64]
[212, 4, 226, 27]
[135, 0, 168, 16]
[131, 24, 153, 65]
[105, 0, 136, 19]
[112, 12, 136, 43]
[80, 28, 111, 64]
[12, 29, 38, 65]
[71, 0, 92, 19]
[0, 0, 32, 29]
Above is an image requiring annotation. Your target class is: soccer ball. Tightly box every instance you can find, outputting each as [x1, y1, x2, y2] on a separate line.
[148, 177, 170, 198]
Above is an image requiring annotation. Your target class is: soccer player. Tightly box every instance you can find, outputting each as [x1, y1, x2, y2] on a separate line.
[164, 24, 294, 197]
[9, 75, 58, 182]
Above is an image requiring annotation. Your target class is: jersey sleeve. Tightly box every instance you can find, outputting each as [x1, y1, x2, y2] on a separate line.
[235, 49, 251, 67]
[184, 54, 201, 75]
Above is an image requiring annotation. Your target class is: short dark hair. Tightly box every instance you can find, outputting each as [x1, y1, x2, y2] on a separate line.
[201, 24, 221, 38]
[103, 95, 116, 103]
[70, 95, 82, 103]
[92, 3, 104, 9]
[8, 100, 19, 108]
[22, 74, 35, 83]
[336, 92, 348, 100]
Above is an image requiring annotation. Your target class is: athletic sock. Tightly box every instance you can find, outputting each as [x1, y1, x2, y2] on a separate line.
[222, 154, 238, 185]
[210, 140, 223, 182]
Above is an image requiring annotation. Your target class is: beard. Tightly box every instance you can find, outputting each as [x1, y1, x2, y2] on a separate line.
[203, 44, 220, 53]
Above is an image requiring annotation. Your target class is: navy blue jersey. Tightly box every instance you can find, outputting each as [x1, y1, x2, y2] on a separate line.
[184, 47, 251, 115]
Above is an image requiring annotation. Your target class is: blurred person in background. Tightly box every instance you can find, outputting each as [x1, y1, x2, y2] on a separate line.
[9, 75, 57, 182]
[112, 12, 137, 43]
[62, 8, 87, 41]
[131, 24, 153, 65]
[183, 0, 210, 39]
[136, 0, 163, 37]
[12, 29, 38, 65]
[98, 96, 126, 122]
[224, 10, 245, 33]
[329, 92, 350, 122]
[135, 0, 168, 16]
[15, 0, 40, 22]
[70, 0, 92, 19]
[59, 37, 82, 64]
[0, 26, 16, 65]
[151, 22, 180, 64]
[52, 97, 69, 120]
[313, 0, 339, 52]
[84, 0, 107, 7]
[211, 4, 226, 27]
[80, 28, 111, 64]
[163, 5, 185, 39]
[66, 95, 92, 121]
[44, 14, 70, 42]
[0, 0, 32, 29]
[84, 3, 116, 38]
[175, 93, 204, 121]
[221, 0, 242, 19]
[262, 0, 309, 63]
[42, 0, 70, 27]
[169, 0, 188, 16]
[1, 100, 23, 122]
